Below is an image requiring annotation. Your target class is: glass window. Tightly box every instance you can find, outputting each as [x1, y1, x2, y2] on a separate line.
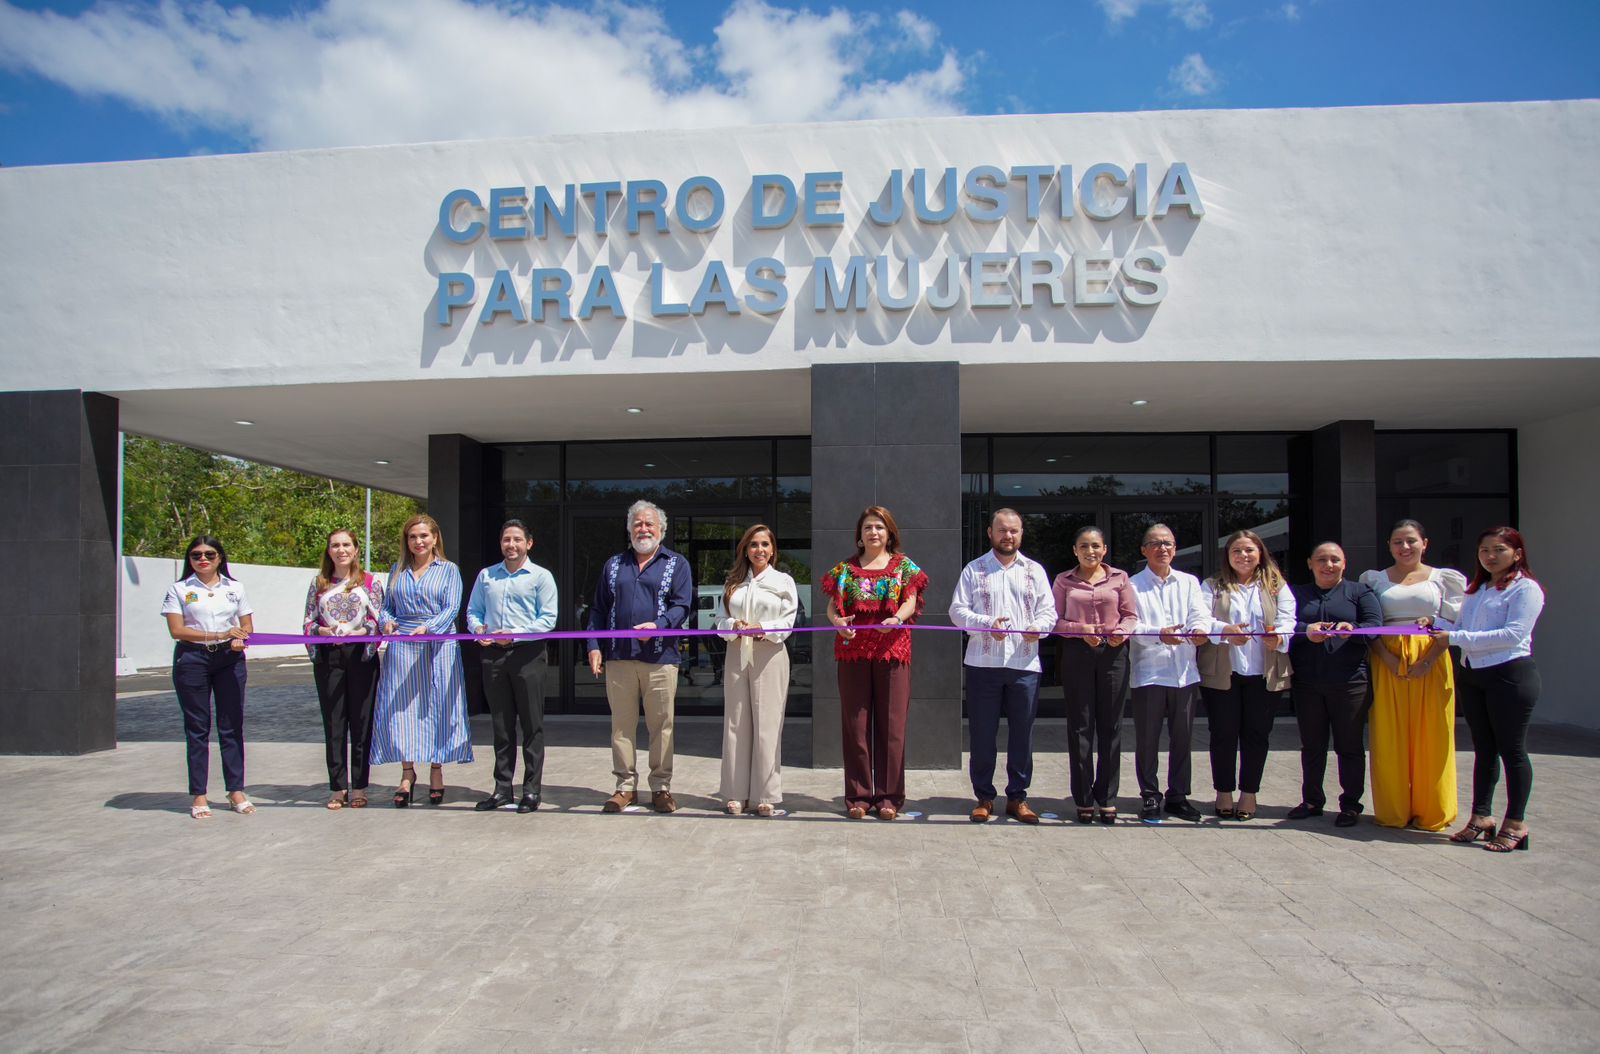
[775, 438, 810, 479]
[1377, 498, 1513, 577]
[1216, 434, 1292, 496]
[1110, 510, 1205, 579]
[1216, 498, 1292, 570]
[498, 444, 560, 503]
[993, 435, 1209, 498]
[962, 436, 989, 499]
[1376, 432, 1511, 495]
[565, 438, 775, 503]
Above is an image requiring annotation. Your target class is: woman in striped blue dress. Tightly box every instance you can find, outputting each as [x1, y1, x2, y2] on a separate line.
[372, 514, 472, 806]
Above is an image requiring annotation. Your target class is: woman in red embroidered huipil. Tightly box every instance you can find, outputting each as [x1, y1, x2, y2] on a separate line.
[822, 506, 928, 820]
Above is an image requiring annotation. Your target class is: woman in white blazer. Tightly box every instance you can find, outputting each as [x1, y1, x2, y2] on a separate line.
[715, 524, 799, 816]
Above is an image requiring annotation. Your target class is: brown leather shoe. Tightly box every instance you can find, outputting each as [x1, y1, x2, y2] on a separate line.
[602, 790, 635, 813]
[877, 805, 898, 821]
[651, 790, 679, 814]
[970, 799, 995, 822]
[1006, 800, 1040, 825]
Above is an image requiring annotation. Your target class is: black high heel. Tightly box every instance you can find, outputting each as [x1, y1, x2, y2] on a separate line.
[1484, 830, 1530, 853]
[428, 764, 445, 806]
[393, 766, 416, 809]
[1450, 820, 1497, 844]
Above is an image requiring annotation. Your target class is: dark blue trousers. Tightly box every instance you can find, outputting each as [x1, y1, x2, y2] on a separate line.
[172, 644, 247, 797]
[966, 665, 1040, 802]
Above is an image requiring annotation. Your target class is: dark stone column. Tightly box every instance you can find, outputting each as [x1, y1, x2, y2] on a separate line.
[811, 362, 962, 769]
[1306, 420, 1378, 574]
[428, 433, 491, 714]
[0, 390, 119, 754]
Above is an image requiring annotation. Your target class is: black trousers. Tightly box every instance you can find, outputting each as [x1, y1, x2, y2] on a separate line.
[172, 644, 246, 797]
[1291, 679, 1370, 812]
[1458, 657, 1540, 822]
[312, 643, 379, 791]
[1201, 674, 1281, 795]
[1131, 683, 1197, 803]
[1060, 639, 1128, 807]
[482, 643, 548, 796]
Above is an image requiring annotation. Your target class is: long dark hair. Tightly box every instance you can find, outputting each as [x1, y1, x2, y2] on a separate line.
[724, 524, 779, 612]
[1466, 526, 1535, 594]
[181, 534, 233, 580]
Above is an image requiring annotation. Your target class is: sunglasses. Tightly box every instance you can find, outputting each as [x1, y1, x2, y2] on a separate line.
[189, 550, 219, 560]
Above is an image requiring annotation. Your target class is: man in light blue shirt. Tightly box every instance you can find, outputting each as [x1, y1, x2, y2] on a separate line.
[468, 519, 558, 813]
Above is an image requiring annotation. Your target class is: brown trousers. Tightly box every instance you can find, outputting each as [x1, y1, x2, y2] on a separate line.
[838, 658, 911, 811]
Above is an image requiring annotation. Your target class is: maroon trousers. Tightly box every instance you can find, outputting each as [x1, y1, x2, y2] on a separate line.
[838, 658, 911, 811]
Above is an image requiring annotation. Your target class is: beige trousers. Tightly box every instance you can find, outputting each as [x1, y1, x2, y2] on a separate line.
[606, 660, 678, 792]
[719, 639, 791, 805]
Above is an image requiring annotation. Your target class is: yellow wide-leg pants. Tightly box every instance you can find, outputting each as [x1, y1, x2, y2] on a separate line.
[1369, 635, 1458, 831]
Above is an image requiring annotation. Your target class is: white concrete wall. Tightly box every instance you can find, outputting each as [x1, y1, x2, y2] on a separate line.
[1517, 405, 1599, 729]
[3, 101, 1597, 395]
[121, 556, 321, 669]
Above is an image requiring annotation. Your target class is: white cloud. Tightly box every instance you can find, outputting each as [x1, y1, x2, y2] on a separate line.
[0, 0, 968, 151]
[894, 9, 939, 51]
[1170, 0, 1212, 29]
[1096, 0, 1211, 30]
[1168, 52, 1220, 96]
[1281, 3, 1302, 21]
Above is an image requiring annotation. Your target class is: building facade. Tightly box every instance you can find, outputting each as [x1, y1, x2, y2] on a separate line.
[3, 101, 1596, 758]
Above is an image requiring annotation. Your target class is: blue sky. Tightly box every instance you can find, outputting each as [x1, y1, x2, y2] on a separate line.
[2, 0, 1597, 168]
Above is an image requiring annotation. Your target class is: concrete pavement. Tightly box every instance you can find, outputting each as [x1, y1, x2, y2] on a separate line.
[1, 672, 1597, 1052]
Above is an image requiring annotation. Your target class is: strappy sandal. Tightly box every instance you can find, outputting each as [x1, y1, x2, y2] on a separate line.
[394, 766, 416, 808]
[228, 796, 256, 815]
[326, 792, 347, 811]
[1076, 806, 1095, 824]
[190, 803, 213, 820]
[1098, 805, 1118, 825]
[428, 764, 445, 806]
[1485, 830, 1530, 853]
[756, 803, 774, 817]
[350, 791, 368, 809]
[1450, 820, 1497, 844]
[725, 800, 743, 816]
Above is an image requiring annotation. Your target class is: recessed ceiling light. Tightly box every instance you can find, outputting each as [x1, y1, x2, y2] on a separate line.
[374, 460, 390, 466]
[1045, 458, 1057, 463]
[1130, 399, 1149, 407]
[625, 407, 643, 414]
[234, 419, 254, 426]
[643, 462, 656, 468]
[1011, 484, 1022, 489]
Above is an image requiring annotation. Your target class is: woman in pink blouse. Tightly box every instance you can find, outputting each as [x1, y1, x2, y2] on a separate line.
[1053, 525, 1137, 823]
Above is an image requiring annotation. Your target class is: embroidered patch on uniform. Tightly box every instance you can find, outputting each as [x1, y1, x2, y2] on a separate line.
[184, 591, 199, 603]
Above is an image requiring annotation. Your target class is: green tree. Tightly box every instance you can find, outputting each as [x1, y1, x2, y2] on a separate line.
[122, 436, 423, 568]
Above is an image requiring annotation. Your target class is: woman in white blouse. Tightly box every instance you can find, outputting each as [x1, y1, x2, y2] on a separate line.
[302, 529, 384, 810]
[715, 524, 799, 816]
[1198, 530, 1296, 821]
[1432, 528, 1544, 852]
[160, 534, 255, 819]
[1359, 518, 1467, 831]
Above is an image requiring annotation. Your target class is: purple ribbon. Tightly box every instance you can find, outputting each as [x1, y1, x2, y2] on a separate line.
[249, 624, 1427, 647]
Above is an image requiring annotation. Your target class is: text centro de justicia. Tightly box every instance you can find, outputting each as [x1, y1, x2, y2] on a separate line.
[432, 163, 1205, 325]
